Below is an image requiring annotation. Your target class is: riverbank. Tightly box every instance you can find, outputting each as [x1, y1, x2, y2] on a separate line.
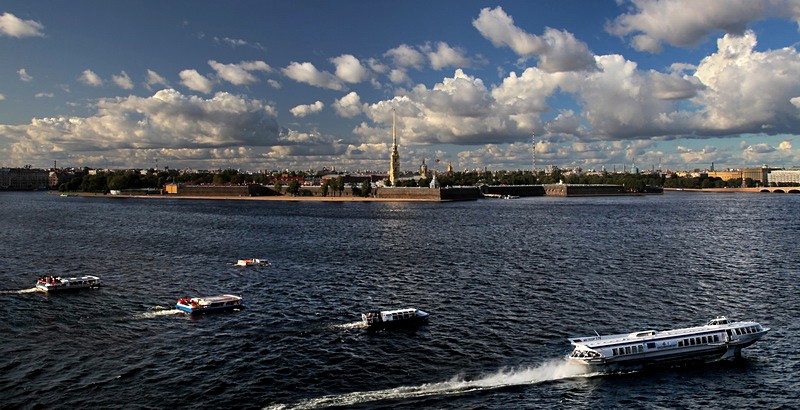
[50, 191, 444, 202]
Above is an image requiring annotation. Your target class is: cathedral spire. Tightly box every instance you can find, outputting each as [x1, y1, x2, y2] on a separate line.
[389, 108, 400, 186]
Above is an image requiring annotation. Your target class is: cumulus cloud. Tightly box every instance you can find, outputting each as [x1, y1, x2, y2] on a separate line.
[692, 31, 800, 134]
[179, 69, 214, 93]
[79, 69, 103, 87]
[333, 92, 363, 118]
[144, 69, 169, 89]
[0, 12, 45, 38]
[384, 44, 425, 69]
[35, 92, 54, 98]
[607, 0, 800, 53]
[331, 54, 370, 83]
[0, 89, 281, 163]
[289, 101, 324, 117]
[209, 60, 272, 85]
[424, 42, 470, 70]
[112, 71, 134, 90]
[18, 68, 32, 82]
[281, 62, 344, 90]
[0, 94, 5, 101]
[267, 79, 282, 89]
[473, 7, 596, 72]
[388, 68, 411, 84]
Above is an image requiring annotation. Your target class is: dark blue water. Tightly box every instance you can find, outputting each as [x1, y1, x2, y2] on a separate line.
[1, 192, 797, 409]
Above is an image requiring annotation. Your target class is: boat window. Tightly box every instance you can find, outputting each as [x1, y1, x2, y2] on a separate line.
[713, 335, 719, 342]
[648, 342, 656, 348]
[638, 345, 644, 353]
[625, 346, 631, 354]
[702, 336, 707, 344]
[678, 340, 683, 347]
[612, 348, 618, 356]
[735, 328, 740, 335]
[689, 338, 695, 346]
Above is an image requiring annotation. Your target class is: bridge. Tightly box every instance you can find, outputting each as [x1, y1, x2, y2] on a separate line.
[666, 187, 800, 193]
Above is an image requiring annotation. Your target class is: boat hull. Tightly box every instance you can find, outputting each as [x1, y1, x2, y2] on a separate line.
[175, 304, 244, 314]
[36, 276, 101, 292]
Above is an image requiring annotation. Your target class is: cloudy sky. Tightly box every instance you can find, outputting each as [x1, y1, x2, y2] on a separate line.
[2, 0, 800, 172]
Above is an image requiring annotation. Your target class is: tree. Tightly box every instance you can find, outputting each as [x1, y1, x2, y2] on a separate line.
[287, 180, 301, 196]
[336, 176, 345, 196]
[321, 180, 329, 197]
[273, 181, 283, 194]
[361, 179, 372, 197]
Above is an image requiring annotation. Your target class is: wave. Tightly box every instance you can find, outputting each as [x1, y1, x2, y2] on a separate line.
[265, 359, 593, 409]
[328, 321, 368, 330]
[0, 287, 40, 294]
[132, 308, 184, 319]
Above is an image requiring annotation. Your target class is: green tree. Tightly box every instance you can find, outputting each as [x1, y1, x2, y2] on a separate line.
[336, 176, 345, 196]
[273, 181, 283, 194]
[287, 180, 301, 196]
[361, 179, 372, 197]
[321, 180, 329, 197]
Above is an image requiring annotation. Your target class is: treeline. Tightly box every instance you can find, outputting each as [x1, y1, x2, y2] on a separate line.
[58, 168, 757, 194]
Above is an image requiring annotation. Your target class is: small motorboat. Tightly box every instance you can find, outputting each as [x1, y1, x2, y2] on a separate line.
[361, 308, 429, 328]
[175, 294, 244, 314]
[36, 275, 101, 292]
[234, 258, 271, 267]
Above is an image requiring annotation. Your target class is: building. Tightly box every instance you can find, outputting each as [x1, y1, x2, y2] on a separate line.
[388, 108, 400, 186]
[0, 167, 49, 190]
[419, 159, 429, 179]
[768, 169, 800, 185]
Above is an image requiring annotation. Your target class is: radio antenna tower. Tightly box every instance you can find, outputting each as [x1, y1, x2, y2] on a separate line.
[530, 132, 536, 173]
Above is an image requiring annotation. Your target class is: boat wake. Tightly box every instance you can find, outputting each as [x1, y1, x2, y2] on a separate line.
[264, 360, 593, 409]
[132, 308, 184, 319]
[0, 287, 40, 294]
[329, 321, 368, 330]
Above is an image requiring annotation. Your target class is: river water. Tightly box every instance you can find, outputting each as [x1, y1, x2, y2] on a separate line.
[0, 191, 797, 409]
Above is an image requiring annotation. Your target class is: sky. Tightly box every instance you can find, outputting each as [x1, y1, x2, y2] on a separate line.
[2, 0, 800, 173]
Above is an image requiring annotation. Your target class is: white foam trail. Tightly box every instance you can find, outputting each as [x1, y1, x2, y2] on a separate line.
[329, 321, 368, 330]
[0, 287, 40, 294]
[133, 308, 184, 319]
[265, 359, 593, 409]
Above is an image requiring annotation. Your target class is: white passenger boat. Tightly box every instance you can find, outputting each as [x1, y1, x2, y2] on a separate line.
[567, 317, 769, 367]
[234, 258, 270, 267]
[361, 308, 429, 328]
[36, 275, 101, 292]
[175, 295, 244, 314]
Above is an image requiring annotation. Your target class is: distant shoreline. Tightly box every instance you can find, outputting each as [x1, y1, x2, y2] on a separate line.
[50, 191, 442, 202]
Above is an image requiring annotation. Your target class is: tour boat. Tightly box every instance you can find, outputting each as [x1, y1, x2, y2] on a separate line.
[566, 317, 769, 367]
[361, 308, 429, 328]
[175, 294, 244, 314]
[235, 258, 270, 267]
[36, 275, 101, 292]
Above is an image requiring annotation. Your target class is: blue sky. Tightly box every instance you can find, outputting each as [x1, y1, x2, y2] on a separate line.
[2, 0, 800, 172]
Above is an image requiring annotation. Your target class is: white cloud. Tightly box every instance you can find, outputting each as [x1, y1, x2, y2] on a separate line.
[18, 68, 32, 82]
[0, 89, 281, 165]
[144, 69, 169, 89]
[267, 79, 282, 89]
[179, 69, 214, 93]
[331, 54, 370, 83]
[333, 92, 363, 118]
[0, 12, 45, 38]
[388, 68, 411, 84]
[424, 42, 470, 70]
[0, 94, 5, 101]
[208, 60, 272, 86]
[79, 69, 103, 87]
[112, 71, 134, 90]
[290, 101, 324, 117]
[473, 7, 596, 72]
[281, 62, 344, 90]
[692, 31, 800, 134]
[607, 0, 800, 53]
[384, 44, 425, 69]
[35, 92, 54, 98]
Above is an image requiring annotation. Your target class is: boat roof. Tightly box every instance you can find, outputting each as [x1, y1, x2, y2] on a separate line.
[380, 308, 418, 315]
[569, 318, 762, 348]
[192, 294, 242, 303]
[59, 275, 100, 281]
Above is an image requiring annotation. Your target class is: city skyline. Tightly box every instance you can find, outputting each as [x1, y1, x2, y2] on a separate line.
[2, 1, 800, 172]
